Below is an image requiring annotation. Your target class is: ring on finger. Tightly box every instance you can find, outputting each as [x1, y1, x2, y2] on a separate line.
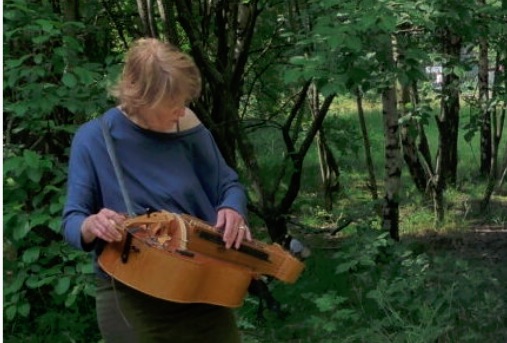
[238, 225, 248, 231]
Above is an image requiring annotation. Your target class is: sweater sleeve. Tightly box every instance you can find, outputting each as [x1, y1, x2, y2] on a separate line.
[216, 164, 248, 218]
[62, 127, 101, 251]
[206, 132, 248, 219]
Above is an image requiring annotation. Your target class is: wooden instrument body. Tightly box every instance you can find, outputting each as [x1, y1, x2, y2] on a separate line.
[98, 233, 253, 307]
[98, 211, 304, 308]
[181, 214, 304, 283]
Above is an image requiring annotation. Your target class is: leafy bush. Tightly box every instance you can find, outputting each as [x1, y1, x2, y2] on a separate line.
[3, 149, 101, 342]
[3, 1, 120, 341]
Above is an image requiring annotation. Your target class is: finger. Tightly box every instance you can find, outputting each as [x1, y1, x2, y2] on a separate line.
[234, 227, 246, 249]
[98, 210, 124, 241]
[214, 210, 226, 232]
[245, 227, 252, 241]
[96, 224, 116, 242]
[96, 217, 122, 242]
[108, 219, 123, 241]
[223, 225, 235, 249]
[98, 208, 124, 223]
[99, 208, 119, 217]
[234, 225, 251, 249]
[224, 218, 242, 249]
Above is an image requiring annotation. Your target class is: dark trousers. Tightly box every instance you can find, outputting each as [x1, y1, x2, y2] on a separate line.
[95, 278, 242, 343]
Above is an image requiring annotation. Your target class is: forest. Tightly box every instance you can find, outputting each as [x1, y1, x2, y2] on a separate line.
[3, 0, 507, 342]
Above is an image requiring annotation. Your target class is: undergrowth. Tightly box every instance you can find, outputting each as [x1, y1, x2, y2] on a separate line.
[238, 226, 507, 343]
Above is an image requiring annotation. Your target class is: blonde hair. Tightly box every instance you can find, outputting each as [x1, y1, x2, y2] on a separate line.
[111, 38, 201, 113]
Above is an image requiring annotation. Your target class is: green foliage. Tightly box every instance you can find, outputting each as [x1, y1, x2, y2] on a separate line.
[3, 148, 100, 341]
[3, 1, 121, 341]
[281, 0, 438, 95]
[239, 227, 507, 342]
[4, 0, 120, 153]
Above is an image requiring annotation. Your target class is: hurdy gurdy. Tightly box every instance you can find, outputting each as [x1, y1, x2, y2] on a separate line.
[98, 210, 305, 307]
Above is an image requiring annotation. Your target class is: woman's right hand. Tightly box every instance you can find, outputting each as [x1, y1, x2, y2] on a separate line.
[80, 208, 126, 244]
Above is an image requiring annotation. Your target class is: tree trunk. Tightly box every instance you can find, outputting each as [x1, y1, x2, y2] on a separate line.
[379, 35, 402, 241]
[309, 83, 340, 210]
[499, 148, 507, 189]
[61, 0, 80, 66]
[411, 82, 433, 170]
[100, 0, 129, 49]
[275, 91, 335, 241]
[382, 85, 401, 241]
[482, 140, 507, 210]
[396, 34, 432, 194]
[399, 83, 428, 194]
[136, 0, 157, 37]
[492, 52, 507, 177]
[478, 19, 491, 176]
[236, 79, 335, 242]
[437, 28, 462, 187]
[157, 0, 180, 45]
[356, 88, 378, 200]
[482, 51, 507, 208]
[174, 1, 259, 168]
[433, 131, 447, 225]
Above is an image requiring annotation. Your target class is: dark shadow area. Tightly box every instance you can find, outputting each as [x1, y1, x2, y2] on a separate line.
[404, 196, 507, 293]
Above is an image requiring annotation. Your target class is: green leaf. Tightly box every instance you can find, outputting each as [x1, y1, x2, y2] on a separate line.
[289, 56, 307, 66]
[65, 290, 77, 307]
[54, 276, 71, 295]
[26, 275, 40, 289]
[17, 302, 30, 317]
[38, 275, 56, 286]
[22, 247, 41, 264]
[26, 168, 43, 183]
[315, 293, 347, 312]
[335, 260, 357, 274]
[13, 219, 31, 241]
[5, 272, 27, 294]
[9, 102, 30, 116]
[23, 149, 40, 165]
[48, 217, 62, 233]
[283, 69, 303, 84]
[5, 305, 17, 321]
[32, 35, 51, 45]
[5, 55, 30, 69]
[344, 35, 362, 52]
[62, 72, 77, 88]
[74, 66, 96, 85]
[30, 213, 51, 227]
[33, 54, 44, 64]
[77, 262, 94, 274]
[35, 19, 55, 32]
[49, 202, 62, 214]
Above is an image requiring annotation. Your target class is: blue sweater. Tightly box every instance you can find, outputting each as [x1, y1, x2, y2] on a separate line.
[62, 107, 247, 257]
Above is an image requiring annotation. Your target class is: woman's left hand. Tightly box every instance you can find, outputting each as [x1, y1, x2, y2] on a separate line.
[215, 208, 252, 249]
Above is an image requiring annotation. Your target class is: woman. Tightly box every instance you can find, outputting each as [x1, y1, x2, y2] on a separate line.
[62, 38, 251, 342]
